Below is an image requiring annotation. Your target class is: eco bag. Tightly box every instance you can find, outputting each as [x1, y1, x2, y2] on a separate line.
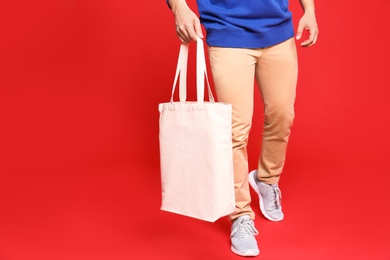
[159, 38, 236, 222]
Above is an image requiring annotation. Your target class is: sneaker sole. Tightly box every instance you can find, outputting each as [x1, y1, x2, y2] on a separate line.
[231, 245, 260, 257]
[248, 170, 284, 222]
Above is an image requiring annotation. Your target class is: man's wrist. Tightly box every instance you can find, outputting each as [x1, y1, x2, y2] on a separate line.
[300, 0, 315, 13]
[169, 0, 187, 12]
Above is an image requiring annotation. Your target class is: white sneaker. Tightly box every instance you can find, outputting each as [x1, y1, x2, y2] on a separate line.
[249, 170, 284, 221]
[230, 215, 260, 257]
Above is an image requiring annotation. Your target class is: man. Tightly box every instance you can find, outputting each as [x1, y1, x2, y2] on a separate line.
[167, 0, 318, 256]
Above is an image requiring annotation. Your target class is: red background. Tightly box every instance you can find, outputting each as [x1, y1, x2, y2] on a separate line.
[1, 0, 389, 259]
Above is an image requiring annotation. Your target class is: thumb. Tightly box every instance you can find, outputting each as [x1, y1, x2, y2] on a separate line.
[296, 23, 304, 40]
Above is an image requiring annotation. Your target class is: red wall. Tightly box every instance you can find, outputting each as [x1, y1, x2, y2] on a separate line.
[1, 0, 389, 174]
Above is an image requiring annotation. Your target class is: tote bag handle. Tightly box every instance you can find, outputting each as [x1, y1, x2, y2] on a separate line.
[170, 37, 215, 104]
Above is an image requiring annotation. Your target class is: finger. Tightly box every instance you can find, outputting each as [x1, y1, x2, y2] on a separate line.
[307, 27, 316, 44]
[178, 34, 188, 43]
[177, 25, 191, 43]
[177, 22, 197, 42]
[312, 30, 319, 45]
[184, 21, 199, 42]
[301, 28, 318, 47]
[176, 27, 190, 43]
[300, 38, 313, 47]
[194, 19, 204, 39]
[296, 23, 304, 40]
[176, 31, 186, 43]
[186, 28, 198, 42]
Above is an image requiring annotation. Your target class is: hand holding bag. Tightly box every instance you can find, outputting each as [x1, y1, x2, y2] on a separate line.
[159, 38, 236, 222]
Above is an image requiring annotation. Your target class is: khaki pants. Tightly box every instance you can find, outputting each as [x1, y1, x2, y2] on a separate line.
[208, 38, 298, 220]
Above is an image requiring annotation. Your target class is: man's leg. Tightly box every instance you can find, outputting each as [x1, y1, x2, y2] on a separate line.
[256, 37, 298, 184]
[209, 46, 260, 257]
[208, 46, 259, 221]
[248, 38, 298, 222]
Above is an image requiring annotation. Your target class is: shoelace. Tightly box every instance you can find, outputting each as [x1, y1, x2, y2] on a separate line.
[270, 184, 282, 209]
[231, 218, 259, 239]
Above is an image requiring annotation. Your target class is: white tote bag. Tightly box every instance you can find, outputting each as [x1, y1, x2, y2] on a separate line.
[159, 38, 236, 222]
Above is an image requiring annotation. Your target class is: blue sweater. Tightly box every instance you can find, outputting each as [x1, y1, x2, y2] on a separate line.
[168, 0, 294, 48]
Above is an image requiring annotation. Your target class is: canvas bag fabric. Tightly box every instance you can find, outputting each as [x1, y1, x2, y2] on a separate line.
[159, 38, 236, 222]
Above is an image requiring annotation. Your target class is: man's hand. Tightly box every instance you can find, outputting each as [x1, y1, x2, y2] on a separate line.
[170, 1, 203, 43]
[296, 10, 319, 47]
